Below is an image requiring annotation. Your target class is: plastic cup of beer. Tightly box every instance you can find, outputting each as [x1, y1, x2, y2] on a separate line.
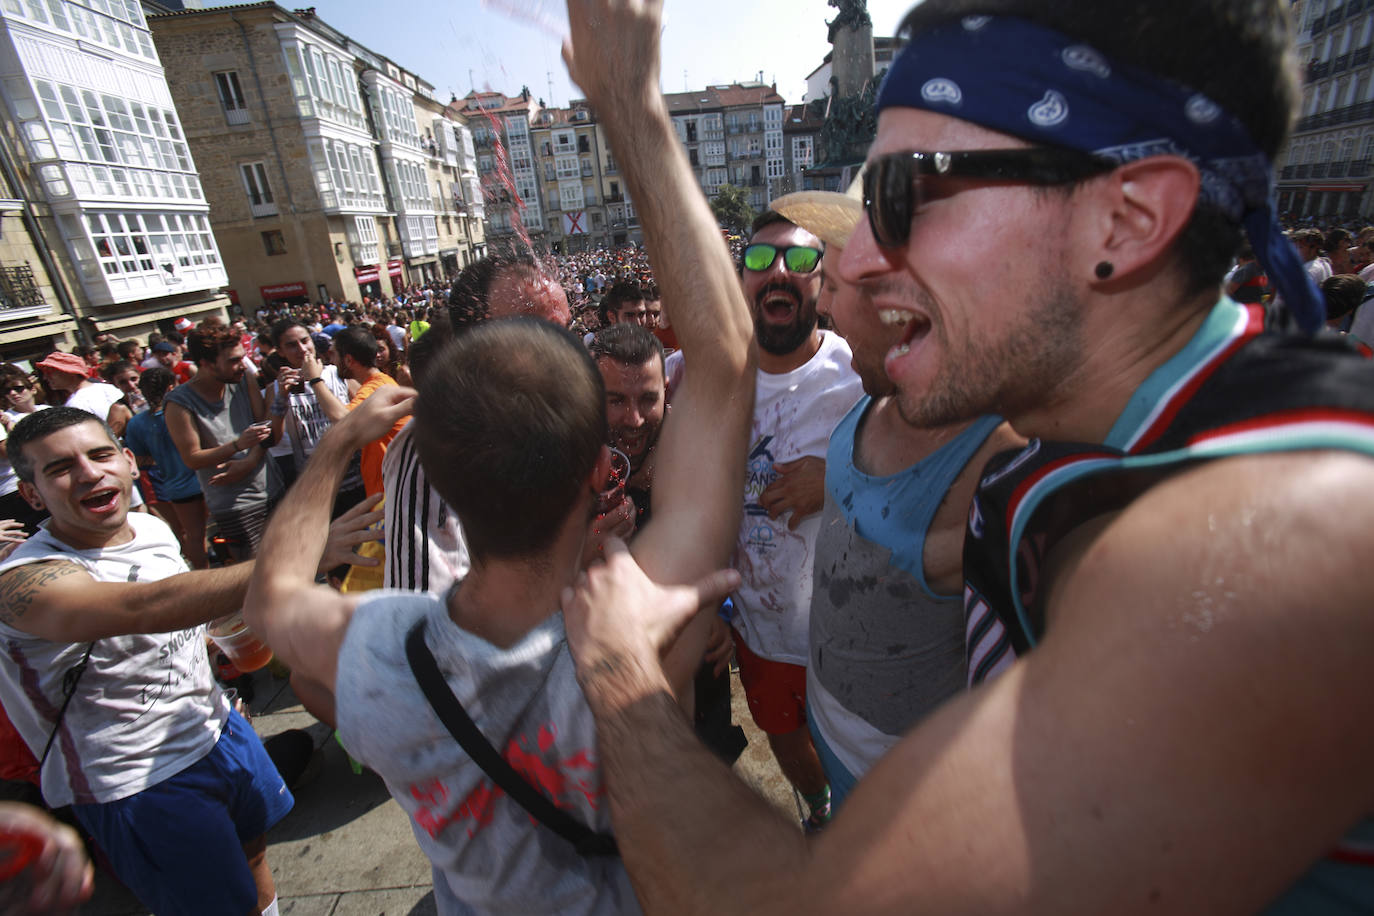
[209, 614, 274, 673]
[596, 447, 631, 517]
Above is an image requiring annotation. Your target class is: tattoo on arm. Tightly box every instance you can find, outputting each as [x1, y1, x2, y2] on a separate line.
[0, 562, 89, 628]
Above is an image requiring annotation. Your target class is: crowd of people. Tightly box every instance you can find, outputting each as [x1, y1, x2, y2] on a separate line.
[1, 0, 1374, 913]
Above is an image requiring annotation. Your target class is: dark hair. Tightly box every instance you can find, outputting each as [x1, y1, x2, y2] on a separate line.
[749, 209, 795, 238]
[370, 324, 399, 373]
[896, 0, 1298, 295]
[1324, 228, 1354, 254]
[590, 323, 665, 371]
[116, 340, 142, 360]
[100, 360, 138, 383]
[270, 318, 309, 348]
[449, 251, 541, 334]
[138, 366, 176, 406]
[332, 327, 378, 369]
[413, 318, 606, 560]
[1322, 274, 1367, 321]
[0, 363, 31, 390]
[640, 284, 660, 302]
[186, 324, 241, 365]
[9, 407, 118, 483]
[599, 282, 644, 324]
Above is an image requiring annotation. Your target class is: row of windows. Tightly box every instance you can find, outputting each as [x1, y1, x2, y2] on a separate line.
[2, 0, 155, 60]
[283, 41, 365, 132]
[1289, 133, 1374, 164]
[390, 157, 430, 212]
[28, 78, 193, 173]
[309, 137, 385, 212]
[60, 210, 219, 285]
[372, 80, 420, 149]
[402, 214, 438, 257]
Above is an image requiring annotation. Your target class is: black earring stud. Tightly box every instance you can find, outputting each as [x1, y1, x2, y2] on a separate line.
[1095, 261, 1114, 280]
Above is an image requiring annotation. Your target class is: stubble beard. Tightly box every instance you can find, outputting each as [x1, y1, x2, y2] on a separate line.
[895, 277, 1085, 430]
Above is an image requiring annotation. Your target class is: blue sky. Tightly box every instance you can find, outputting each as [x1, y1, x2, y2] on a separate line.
[205, 0, 916, 107]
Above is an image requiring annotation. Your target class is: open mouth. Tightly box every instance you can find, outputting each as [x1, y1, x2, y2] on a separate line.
[879, 308, 933, 377]
[80, 488, 120, 515]
[760, 290, 799, 324]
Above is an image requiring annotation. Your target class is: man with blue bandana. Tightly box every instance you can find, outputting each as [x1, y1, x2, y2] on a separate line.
[557, 1, 1374, 913]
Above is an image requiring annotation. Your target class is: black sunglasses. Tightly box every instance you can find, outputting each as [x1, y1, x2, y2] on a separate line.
[3, 385, 28, 394]
[862, 148, 1117, 248]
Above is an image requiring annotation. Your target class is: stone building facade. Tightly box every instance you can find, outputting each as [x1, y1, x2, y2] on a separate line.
[148, 2, 484, 312]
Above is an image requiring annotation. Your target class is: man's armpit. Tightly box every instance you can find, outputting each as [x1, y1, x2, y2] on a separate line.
[0, 562, 90, 629]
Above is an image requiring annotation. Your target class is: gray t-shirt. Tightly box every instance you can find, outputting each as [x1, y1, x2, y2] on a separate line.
[165, 379, 278, 516]
[335, 591, 639, 916]
[0, 513, 228, 806]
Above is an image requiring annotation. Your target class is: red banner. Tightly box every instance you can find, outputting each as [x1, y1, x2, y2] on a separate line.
[260, 281, 307, 300]
[355, 266, 380, 284]
[387, 258, 404, 280]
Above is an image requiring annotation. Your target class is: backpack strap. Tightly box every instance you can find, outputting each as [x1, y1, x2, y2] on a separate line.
[404, 619, 618, 857]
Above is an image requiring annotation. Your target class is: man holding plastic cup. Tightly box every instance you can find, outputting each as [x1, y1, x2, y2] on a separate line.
[0, 406, 380, 916]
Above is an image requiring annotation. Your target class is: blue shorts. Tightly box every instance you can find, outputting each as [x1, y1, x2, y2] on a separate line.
[71, 709, 293, 916]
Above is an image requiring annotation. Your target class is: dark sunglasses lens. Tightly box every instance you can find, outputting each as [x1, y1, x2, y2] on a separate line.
[743, 244, 778, 272]
[784, 247, 821, 273]
[4, 386, 24, 394]
[867, 156, 915, 247]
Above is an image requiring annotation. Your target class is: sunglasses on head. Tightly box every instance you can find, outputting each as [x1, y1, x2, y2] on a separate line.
[743, 243, 823, 274]
[862, 147, 1117, 248]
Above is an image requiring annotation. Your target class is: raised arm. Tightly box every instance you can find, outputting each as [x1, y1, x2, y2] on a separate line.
[563, 0, 754, 700]
[565, 1, 753, 582]
[243, 385, 414, 695]
[301, 352, 347, 423]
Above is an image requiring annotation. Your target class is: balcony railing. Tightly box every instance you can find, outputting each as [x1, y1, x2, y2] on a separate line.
[249, 200, 278, 218]
[223, 106, 250, 126]
[1293, 99, 1374, 134]
[0, 265, 46, 314]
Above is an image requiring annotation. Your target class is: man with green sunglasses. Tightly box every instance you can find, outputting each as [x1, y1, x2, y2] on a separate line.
[724, 210, 863, 832]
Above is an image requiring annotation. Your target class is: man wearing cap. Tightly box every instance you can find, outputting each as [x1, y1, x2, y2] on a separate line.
[768, 180, 1023, 810]
[36, 352, 131, 438]
[558, 0, 1374, 912]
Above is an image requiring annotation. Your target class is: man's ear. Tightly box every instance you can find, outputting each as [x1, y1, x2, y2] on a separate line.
[1085, 156, 1201, 284]
[17, 480, 42, 511]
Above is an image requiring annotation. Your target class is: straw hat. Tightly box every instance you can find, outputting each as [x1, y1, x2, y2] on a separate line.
[770, 168, 865, 250]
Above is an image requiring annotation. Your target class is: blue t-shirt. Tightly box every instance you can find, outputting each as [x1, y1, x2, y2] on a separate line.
[124, 408, 201, 501]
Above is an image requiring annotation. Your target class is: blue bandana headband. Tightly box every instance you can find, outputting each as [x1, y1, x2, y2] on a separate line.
[875, 15, 1323, 333]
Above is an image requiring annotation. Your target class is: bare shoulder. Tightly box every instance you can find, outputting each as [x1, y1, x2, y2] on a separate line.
[0, 561, 93, 630]
[1044, 448, 1374, 667]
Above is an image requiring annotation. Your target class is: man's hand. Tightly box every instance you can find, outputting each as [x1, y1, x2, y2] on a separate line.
[704, 613, 733, 677]
[276, 366, 301, 395]
[0, 519, 27, 562]
[581, 494, 637, 568]
[300, 351, 324, 381]
[318, 493, 384, 574]
[563, 0, 663, 113]
[209, 449, 264, 487]
[0, 801, 93, 915]
[562, 537, 740, 684]
[758, 456, 825, 530]
[331, 385, 416, 449]
[232, 422, 271, 453]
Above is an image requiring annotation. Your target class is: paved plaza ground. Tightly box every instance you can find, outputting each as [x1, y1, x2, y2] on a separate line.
[85, 665, 798, 915]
